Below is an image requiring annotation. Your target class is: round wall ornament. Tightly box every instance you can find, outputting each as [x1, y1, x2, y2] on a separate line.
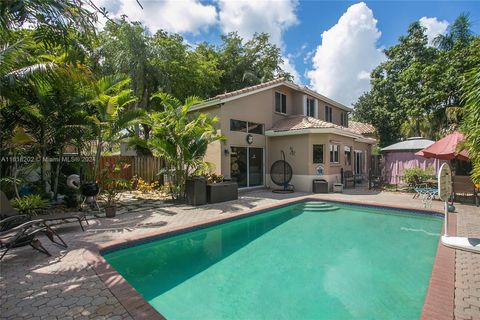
[246, 134, 253, 144]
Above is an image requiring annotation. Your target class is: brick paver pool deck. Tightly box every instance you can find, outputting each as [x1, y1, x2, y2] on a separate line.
[1, 189, 479, 319]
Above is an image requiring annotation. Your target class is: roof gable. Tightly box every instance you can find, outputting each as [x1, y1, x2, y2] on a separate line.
[190, 78, 352, 112]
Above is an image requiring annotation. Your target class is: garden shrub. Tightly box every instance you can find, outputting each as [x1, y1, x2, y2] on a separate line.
[11, 195, 49, 216]
[402, 166, 435, 186]
[131, 176, 160, 193]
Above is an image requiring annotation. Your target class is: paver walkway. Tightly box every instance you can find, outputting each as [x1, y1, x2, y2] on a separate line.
[0, 189, 479, 319]
[455, 208, 480, 320]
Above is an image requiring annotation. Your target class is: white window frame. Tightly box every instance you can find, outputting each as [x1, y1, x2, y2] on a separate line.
[329, 144, 340, 163]
[344, 145, 352, 166]
[303, 95, 318, 118]
[275, 91, 287, 114]
[341, 112, 348, 127]
[325, 105, 333, 123]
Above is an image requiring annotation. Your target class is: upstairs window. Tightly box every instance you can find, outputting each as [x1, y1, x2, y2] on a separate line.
[275, 92, 287, 114]
[330, 144, 339, 163]
[341, 112, 348, 127]
[230, 119, 247, 132]
[325, 106, 333, 122]
[306, 97, 316, 117]
[248, 122, 264, 135]
[231, 119, 264, 135]
[313, 144, 324, 164]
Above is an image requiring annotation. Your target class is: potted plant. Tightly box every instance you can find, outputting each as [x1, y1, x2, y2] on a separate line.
[98, 161, 130, 218]
[102, 179, 128, 217]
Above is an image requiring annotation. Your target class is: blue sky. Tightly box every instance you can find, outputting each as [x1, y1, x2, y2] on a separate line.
[96, 0, 480, 106]
[284, 1, 479, 83]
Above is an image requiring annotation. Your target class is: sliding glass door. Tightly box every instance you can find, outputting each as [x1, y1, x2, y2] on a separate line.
[354, 151, 364, 175]
[230, 147, 264, 188]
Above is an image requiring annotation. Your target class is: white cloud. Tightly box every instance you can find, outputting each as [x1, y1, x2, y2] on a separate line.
[218, 0, 298, 47]
[218, 0, 301, 83]
[303, 49, 315, 64]
[94, 0, 218, 34]
[306, 2, 385, 106]
[419, 17, 449, 46]
[281, 56, 301, 83]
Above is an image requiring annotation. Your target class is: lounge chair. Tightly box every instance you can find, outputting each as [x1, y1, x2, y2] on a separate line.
[0, 215, 67, 260]
[1, 191, 89, 231]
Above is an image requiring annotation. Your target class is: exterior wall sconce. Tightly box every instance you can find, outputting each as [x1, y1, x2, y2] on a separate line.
[224, 149, 230, 156]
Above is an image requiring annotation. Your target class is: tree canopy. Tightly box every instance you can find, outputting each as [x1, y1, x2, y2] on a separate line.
[353, 15, 478, 147]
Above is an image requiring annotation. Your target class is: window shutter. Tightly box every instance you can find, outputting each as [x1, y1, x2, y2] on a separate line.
[314, 99, 318, 118]
[303, 95, 307, 116]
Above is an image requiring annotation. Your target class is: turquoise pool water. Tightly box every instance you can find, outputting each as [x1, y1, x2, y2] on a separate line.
[103, 202, 443, 319]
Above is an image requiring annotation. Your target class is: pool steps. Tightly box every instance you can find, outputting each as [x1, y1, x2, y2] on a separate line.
[295, 202, 340, 212]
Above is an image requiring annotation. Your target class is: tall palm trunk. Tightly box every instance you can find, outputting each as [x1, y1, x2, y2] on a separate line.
[53, 148, 64, 200]
[13, 151, 20, 199]
[93, 137, 103, 180]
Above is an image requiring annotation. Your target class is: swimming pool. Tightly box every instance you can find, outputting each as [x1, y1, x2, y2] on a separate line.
[103, 201, 443, 319]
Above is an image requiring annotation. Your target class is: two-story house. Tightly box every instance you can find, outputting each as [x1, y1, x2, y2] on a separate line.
[190, 78, 376, 192]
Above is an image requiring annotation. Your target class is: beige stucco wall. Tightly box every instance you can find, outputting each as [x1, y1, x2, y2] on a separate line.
[214, 84, 302, 179]
[195, 83, 372, 188]
[291, 91, 304, 115]
[195, 106, 223, 175]
[267, 135, 310, 175]
[267, 133, 373, 191]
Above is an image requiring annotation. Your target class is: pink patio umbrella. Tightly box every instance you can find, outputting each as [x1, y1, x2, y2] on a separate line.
[415, 131, 470, 206]
[415, 131, 469, 161]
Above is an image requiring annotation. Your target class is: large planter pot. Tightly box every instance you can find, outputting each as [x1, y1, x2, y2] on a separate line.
[81, 182, 99, 197]
[186, 177, 207, 206]
[105, 206, 116, 218]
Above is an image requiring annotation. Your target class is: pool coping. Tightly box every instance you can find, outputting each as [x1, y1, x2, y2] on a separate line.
[83, 195, 456, 320]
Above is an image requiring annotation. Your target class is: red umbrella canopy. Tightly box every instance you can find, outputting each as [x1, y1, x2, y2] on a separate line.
[415, 132, 469, 160]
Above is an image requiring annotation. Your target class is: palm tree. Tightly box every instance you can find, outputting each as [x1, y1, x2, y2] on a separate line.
[460, 41, 480, 184]
[85, 74, 143, 178]
[142, 93, 224, 199]
[433, 13, 474, 50]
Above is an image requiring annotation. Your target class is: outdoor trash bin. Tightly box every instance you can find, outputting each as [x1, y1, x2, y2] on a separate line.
[207, 182, 238, 203]
[186, 177, 207, 206]
[313, 179, 328, 193]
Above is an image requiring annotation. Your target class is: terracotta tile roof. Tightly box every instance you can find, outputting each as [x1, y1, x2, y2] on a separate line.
[207, 78, 286, 101]
[348, 121, 376, 135]
[270, 115, 359, 134]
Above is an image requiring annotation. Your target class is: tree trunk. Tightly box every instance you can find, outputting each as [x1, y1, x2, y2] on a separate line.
[13, 153, 20, 199]
[415, 118, 421, 137]
[53, 148, 64, 200]
[40, 126, 47, 192]
[93, 137, 103, 180]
